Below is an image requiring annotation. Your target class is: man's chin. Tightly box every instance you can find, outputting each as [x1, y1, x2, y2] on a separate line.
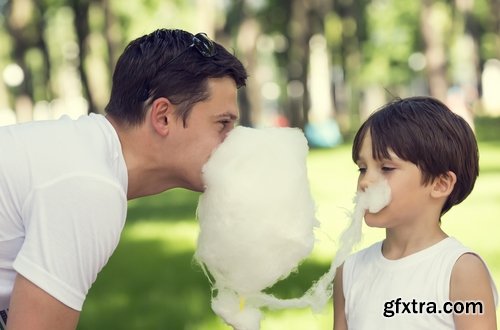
[187, 183, 204, 193]
[178, 178, 204, 193]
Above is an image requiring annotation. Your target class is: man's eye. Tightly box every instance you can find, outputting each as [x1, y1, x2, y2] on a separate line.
[219, 120, 231, 129]
[218, 119, 235, 132]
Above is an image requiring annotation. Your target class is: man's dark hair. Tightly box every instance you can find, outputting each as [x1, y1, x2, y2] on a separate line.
[105, 29, 247, 126]
[352, 96, 479, 215]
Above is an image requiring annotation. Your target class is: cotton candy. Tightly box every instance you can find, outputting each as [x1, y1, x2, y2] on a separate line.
[245, 179, 391, 315]
[356, 180, 392, 213]
[196, 126, 318, 329]
[195, 126, 391, 330]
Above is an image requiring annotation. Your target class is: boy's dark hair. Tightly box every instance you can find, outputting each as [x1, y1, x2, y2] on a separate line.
[105, 29, 247, 126]
[352, 96, 479, 215]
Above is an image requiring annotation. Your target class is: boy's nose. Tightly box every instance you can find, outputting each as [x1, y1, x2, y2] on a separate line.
[359, 171, 377, 192]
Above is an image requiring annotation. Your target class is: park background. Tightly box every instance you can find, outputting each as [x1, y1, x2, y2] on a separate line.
[0, 0, 499, 329]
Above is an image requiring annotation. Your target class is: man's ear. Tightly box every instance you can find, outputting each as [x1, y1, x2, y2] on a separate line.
[149, 97, 173, 136]
[431, 171, 457, 198]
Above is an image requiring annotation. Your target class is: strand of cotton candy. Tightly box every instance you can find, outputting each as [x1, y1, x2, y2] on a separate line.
[246, 180, 391, 312]
[196, 126, 318, 330]
[334, 179, 391, 269]
[211, 290, 262, 330]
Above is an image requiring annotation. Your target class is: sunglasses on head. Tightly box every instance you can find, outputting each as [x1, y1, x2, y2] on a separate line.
[141, 33, 217, 101]
[164, 32, 217, 68]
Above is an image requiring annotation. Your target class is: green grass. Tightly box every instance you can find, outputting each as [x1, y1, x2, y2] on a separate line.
[79, 139, 500, 329]
[475, 116, 500, 142]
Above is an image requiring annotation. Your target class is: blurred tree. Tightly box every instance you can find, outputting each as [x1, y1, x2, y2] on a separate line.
[1, 0, 499, 131]
[102, 0, 121, 73]
[449, 0, 481, 124]
[101, 0, 117, 71]
[420, 0, 450, 100]
[4, 0, 53, 119]
[472, 0, 500, 62]
[334, 0, 370, 126]
[5, 0, 33, 100]
[284, 0, 311, 129]
[255, 0, 333, 129]
[493, 0, 500, 59]
[218, 0, 256, 127]
[33, 0, 52, 101]
[70, 0, 99, 113]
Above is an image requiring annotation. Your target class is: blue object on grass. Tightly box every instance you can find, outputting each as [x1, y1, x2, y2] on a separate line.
[304, 118, 343, 148]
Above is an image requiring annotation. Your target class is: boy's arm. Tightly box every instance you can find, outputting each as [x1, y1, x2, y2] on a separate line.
[333, 264, 348, 330]
[450, 253, 497, 330]
[7, 274, 80, 330]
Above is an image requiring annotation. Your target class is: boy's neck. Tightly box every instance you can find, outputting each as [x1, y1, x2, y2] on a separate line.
[382, 224, 448, 260]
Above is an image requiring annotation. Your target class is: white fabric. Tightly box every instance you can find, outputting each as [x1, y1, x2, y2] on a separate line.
[0, 114, 128, 311]
[342, 237, 498, 329]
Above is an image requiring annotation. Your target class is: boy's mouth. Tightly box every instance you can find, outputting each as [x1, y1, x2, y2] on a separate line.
[355, 180, 391, 213]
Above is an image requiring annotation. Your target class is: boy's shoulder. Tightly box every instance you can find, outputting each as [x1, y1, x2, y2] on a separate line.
[451, 250, 499, 307]
[343, 240, 384, 270]
[343, 237, 471, 274]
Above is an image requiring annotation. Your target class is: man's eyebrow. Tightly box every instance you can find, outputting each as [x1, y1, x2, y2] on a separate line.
[215, 112, 238, 120]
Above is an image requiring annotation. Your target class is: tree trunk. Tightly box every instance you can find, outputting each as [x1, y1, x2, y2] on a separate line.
[235, 18, 260, 127]
[337, 0, 365, 127]
[449, 0, 480, 129]
[218, 0, 254, 127]
[420, 0, 449, 100]
[492, 0, 500, 59]
[71, 0, 99, 114]
[34, 0, 53, 101]
[103, 0, 121, 73]
[286, 0, 311, 129]
[4, 0, 35, 121]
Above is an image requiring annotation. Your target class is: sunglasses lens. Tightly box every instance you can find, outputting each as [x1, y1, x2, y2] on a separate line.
[161, 32, 217, 72]
[193, 33, 217, 57]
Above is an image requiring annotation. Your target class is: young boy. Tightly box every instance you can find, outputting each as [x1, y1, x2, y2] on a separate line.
[333, 96, 498, 329]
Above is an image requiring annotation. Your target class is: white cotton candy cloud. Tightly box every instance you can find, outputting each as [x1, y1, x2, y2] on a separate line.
[196, 126, 318, 329]
[195, 126, 392, 330]
[249, 179, 391, 315]
[355, 180, 391, 214]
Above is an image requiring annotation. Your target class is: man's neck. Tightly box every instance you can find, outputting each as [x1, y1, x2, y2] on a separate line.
[106, 115, 181, 199]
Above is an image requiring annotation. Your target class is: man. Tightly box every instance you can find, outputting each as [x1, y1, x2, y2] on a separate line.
[0, 29, 247, 329]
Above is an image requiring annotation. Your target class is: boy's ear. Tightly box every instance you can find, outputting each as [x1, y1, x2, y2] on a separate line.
[431, 171, 457, 198]
[149, 97, 174, 136]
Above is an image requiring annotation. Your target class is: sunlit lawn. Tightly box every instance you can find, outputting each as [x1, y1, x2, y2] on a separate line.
[79, 136, 500, 329]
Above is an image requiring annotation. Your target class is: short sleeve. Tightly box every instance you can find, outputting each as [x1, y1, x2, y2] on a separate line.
[13, 174, 127, 311]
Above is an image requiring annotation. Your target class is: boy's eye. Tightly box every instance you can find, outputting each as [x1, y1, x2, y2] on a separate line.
[357, 167, 367, 174]
[382, 166, 395, 172]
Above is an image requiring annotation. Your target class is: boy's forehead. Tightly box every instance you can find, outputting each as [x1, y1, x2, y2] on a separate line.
[356, 133, 399, 161]
[356, 149, 398, 162]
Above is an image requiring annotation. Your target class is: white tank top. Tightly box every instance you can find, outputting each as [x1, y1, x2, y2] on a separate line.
[342, 237, 498, 329]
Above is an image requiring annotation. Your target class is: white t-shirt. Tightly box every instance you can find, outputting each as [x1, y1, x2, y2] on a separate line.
[342, 237, 498, 329]
[0, 114, 128, 312]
